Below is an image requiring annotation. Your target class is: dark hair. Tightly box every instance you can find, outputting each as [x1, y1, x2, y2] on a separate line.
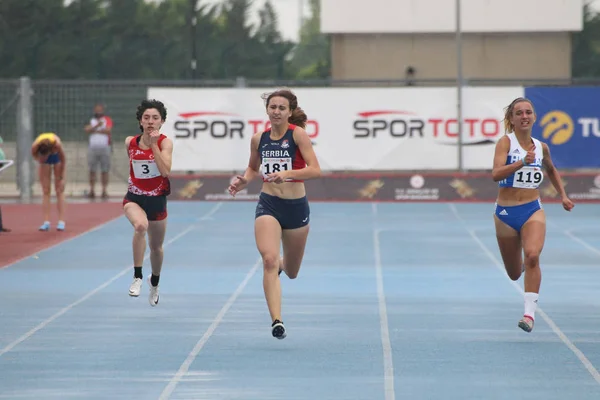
[503, 97, 535, 133]
[263, 88, 307, 128]
[136, 99, 167, 132]
[37, 141, 52, 156]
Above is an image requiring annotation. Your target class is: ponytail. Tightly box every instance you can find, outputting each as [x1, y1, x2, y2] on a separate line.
[289, 106, 307, 128]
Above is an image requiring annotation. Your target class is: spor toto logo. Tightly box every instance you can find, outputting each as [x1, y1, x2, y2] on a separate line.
[539, 110, 574, 145]
[173, 111, 319, 139]
[352, 110, 500, 145]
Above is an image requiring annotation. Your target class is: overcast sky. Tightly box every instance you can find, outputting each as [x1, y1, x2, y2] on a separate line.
[185, 0, 311, 42]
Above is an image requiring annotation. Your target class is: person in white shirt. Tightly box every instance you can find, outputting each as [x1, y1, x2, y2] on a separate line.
[84, 103, 113, 199]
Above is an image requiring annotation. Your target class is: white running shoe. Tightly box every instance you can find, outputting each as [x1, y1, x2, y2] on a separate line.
[147, 277, 159, 306]
[518, 315, 534, 333]
[129, 278, 142, 297]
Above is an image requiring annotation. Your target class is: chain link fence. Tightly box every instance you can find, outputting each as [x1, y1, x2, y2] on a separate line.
[0, 78, 244, 198]
[0, 79, 20, 192]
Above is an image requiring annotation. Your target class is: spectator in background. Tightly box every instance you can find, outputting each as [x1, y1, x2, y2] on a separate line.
[84, 103, 112, 199]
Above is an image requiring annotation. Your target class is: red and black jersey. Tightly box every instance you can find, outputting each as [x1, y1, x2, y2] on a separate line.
[127, 135, 171, 196]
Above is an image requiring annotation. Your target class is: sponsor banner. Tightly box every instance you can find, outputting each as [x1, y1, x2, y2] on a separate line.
[169, 172, 600, 203]
[147, 87, 524, 172]
[525, 87, 600, 168]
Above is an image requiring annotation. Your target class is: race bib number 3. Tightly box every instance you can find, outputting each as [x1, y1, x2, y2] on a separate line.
[262, 157, 292, 177]
[513, 166, 544, 189]
[132, 159, 160, 179]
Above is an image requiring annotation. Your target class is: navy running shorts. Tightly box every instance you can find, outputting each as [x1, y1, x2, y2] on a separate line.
[43, 153, 60, 165]
[255, 192, 310, 230]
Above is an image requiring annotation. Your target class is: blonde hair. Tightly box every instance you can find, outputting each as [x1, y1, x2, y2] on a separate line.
[503, 97, 535, 133]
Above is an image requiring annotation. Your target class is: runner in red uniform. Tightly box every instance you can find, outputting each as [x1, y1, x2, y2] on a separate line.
[123, 99, 173, 306]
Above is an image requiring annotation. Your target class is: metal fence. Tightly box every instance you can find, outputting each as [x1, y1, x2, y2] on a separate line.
[0, 78, 247, 200]
[1, 76, 600, 201]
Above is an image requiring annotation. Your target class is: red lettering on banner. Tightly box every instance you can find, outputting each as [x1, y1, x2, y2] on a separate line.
[445, 119, 458, 137]
[305, 121, 319, 138]
[247, 120, 263, 134]
[481, 119, 499, 137]
[430, 119, 443, 137]
[464, 119, 478, 136]
[429, 118, 500, 138]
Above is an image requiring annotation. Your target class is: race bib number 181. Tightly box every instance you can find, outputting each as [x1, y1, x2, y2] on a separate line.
[262, 157, 292, 177]
[132, 159, 160, 179]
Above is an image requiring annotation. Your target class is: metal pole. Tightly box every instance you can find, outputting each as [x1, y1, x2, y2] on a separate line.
[456, 0, 464, 172]
[190, 0, 197, 80]
[298, 0, 304, 38]
[16, 76, 33, 203]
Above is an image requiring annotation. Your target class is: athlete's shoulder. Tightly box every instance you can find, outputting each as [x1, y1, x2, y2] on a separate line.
[50, 133, 62, 144]
[159, 135, 173, 149]
[495, 134, 511, 147]
[253, 130, 268, 140]
[532, 136, 545, 147]
[125, 135, 139, 147]
[253, 130, 268, 145]
[54, 135, 63, 148]
[291, 124, 310, 140]
[538, 139, 550, 154]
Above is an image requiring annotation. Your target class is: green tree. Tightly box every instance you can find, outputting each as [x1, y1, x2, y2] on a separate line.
[0, 0, 295, 80]
[572, 3, 600, 78]
[290, 0, 330, 79]
[214, 0, 255, 78]
[0, 0, 68, 78]
[59, 0, 105, 79]
[254, 0, 295, 79]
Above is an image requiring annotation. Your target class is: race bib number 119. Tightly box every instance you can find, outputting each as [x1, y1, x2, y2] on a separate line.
[513, 166, 544, 189]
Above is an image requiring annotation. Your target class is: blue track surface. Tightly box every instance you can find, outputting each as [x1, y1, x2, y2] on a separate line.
[1, 201, 599, 399]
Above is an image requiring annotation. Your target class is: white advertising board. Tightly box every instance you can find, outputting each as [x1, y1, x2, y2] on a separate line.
[147, 86, 524, 172]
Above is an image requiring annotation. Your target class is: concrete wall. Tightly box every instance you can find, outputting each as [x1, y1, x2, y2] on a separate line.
[330, 32, 571, 82]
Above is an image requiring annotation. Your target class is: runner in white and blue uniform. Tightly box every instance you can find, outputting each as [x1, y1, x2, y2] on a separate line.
[492, 97, 574, 333]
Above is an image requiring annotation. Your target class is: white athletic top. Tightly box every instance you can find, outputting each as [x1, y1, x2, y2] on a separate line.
[498, 133, 544, 189]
